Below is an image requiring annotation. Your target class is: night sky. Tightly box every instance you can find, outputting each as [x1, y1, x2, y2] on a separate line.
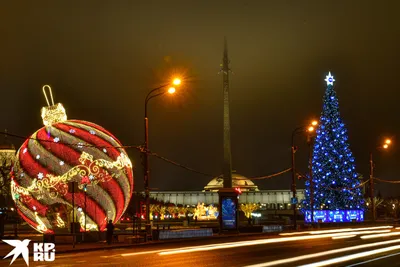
[1, 1, 399, 196]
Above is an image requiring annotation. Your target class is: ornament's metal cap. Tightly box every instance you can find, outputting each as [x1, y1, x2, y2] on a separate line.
[41, 85, 67, 126]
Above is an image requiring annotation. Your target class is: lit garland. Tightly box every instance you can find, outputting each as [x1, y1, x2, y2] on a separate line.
[34, 211, 48, 233]
[11, 151, 132, 199]
[78, 212, 98, 231]
[56, 213, 65, 228]
[303, 72, 364, 221]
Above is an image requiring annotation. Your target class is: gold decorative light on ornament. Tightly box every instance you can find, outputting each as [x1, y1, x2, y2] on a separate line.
[34, 212, 48, 233]
[11, 151, 132, 199]
[56, 213, 65, 228]
[41, 85, 67, 126]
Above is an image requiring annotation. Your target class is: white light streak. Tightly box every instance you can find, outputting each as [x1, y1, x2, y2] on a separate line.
[280, 225, 393, 236]
[122, 249, 173, 257]
[346, 251, 400, 267]
[245, 238, 400, 267]
[157, 230, 391, 256]
[360, 232, 400, 239]
[299, 244, 400, 267]
[332, 234, 356, 240]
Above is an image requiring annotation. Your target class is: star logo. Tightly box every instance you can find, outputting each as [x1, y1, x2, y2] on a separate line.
[325, 72, 335, 86]
[3, 239, 31, 266]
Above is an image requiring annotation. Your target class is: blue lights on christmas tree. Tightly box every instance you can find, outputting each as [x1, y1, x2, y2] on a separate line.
[303, 72, 364, 223]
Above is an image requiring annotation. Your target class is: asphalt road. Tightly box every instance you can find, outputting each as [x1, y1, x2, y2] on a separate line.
[4, 226, 400, 267]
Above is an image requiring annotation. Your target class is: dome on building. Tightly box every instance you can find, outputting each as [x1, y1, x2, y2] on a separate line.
[204, 172, 259, 192]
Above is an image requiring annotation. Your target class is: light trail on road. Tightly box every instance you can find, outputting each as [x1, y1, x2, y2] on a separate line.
[346, 251, 400, 267]
[244, 238, 400, 267]
[331, 234, 356, 240]
[299, 243, 400, 267]
[360, 232, 400, 239]
[156, 229, 392, 256]
[280, 225, 393, 236]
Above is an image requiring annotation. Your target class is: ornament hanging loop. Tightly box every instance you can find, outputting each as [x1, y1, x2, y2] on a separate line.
[41, 85, 67, 126]
[42, 85, 55, 107]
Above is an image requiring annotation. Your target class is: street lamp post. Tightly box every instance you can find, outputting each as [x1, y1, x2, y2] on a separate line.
[143, 78, 181, 237]
[291, 120, 317, 230]
[369, 152, 375, 222]
[369, 138, 392, 222]
[84, 184, 87, 233]
[307, 134, 315, 226]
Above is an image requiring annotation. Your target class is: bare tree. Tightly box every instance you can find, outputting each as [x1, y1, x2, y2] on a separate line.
[0, 148, 16, 208]
[365, 197, 384, 218]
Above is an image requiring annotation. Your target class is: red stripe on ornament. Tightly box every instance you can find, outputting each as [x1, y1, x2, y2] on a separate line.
[126, 167, 134, 195]
[13, 184, 48, 217]
[64, 192, 108, 231]
[98, 179, 125, 220]
[52, 123, 127, 217]
[17, 154, 52, 216]
[69, 120, 122, 146]
[36, 127, 82, 167]
[54, 123, 121, 161]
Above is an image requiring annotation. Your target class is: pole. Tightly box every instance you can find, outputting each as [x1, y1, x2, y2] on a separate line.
[144, 113, 150, 240]
[291, 131, 297, 230]
[72, 184, 75, 248]
[370, 152, 375, 222]
[308, 140, 314, 226]
[84, 185, 87, 234]
[142, 84, 170, 241]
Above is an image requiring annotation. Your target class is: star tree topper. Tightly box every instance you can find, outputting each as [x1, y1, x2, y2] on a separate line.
[325, 72, 335, 86]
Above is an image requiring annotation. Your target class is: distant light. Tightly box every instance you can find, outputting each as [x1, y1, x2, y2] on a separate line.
[385, 139, 392, 145]
[383, 144, 389, 149]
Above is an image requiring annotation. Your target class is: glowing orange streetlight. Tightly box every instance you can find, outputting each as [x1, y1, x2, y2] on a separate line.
[291, 118, 318, 229]
[143, 76, 183, 231]
[168, 87, 176, 94]
[370, 137, 394, 221]
[172, 78, 181, 86]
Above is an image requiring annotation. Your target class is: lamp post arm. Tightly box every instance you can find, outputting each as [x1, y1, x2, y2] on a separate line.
[145, 84, 168, 103]
[145, 85, 169, 118]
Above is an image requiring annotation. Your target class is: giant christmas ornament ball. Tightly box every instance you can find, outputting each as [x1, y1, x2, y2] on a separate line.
[11, 86, 134, 233]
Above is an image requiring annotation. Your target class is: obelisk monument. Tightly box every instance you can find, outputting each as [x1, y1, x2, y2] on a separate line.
[222, 37, 233, 188]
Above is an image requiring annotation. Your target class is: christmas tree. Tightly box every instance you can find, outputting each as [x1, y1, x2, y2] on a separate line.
[303, 72, 364, 222]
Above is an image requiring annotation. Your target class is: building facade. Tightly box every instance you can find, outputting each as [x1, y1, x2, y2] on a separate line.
[150, 190, 305, 209]
[150, 174, 305, 209]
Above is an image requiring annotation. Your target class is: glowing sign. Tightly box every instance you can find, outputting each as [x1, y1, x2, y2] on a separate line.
[305, 210, 364, 223]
